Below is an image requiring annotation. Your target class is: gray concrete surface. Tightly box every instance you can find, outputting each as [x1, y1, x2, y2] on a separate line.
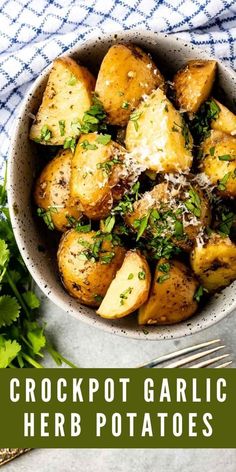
[4, 293, 236, 471]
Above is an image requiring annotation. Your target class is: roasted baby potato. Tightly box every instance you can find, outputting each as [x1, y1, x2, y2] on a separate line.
[211, 99, 236, 136]
[57, 230, 126, 306]
[30, 57, 95, 145]
[70, 133, 128, 219]
[173, 60, 217, 113]
[191, 233, 236, 292]
[125, 88, 193, 173]
[125, 178, 211, 252]
[138, 259, 199, 325]
[200, 130, 236, 198]
[95, 43, 164, 126]
[97, 250, 151, 318]
[34, 149, 82, 231]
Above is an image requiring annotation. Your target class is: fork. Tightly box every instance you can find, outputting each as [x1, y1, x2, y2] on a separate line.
[137, 339, 232, 369]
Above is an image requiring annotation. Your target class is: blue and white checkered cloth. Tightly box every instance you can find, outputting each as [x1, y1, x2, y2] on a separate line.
[0, 0, 236, 175]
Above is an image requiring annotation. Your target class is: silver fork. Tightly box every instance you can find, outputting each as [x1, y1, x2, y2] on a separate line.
[138, 339, 232, 369]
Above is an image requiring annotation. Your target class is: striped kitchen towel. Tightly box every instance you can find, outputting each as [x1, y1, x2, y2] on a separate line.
[0, 0, 236, 173]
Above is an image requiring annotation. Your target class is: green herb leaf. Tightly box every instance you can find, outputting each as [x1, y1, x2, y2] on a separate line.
[40, 125, 52, 142]
[23, 291, 40, 310]
[158, 262, 170, 274]
[68, 73, 77, 86]
[210, 146, 215, 156]
[103, 215, 115, 233]
[185, 188, 201, 218]
[0, 295, 20, 327]
[135, 213, 150, 241]
[121, 101, 129, 109]
[63, 136, 76, 152]
[96, 134, 111, 145]
[130, 111, 142, 131]
[80, 140, 98, 151]
[157, 274, 170, 284]
[75, 220, 91, 233]
[218, 155, 235, 161]
[0, 337, 21, 368]
[25, 321, 46, 355]
[128, 273, 134, 280]
[218, 172, 231, 191]
[37, 207, 58, 230]
[0, 239, 9, 268]
[58, 120, 65, 136]
[120, 287, 133, 305]
[138, 271, 146, 280]
[194, 285, 208, 302]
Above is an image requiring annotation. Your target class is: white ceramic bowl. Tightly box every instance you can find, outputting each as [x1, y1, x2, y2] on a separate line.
[8, 30, 236, 340]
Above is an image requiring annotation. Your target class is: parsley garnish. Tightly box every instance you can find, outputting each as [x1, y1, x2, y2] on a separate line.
[190, 99, 220, 143]
[184, 188, 201, 218]
[138, 271, 146, 280]
[158, 262, 170, 274]
[68, 73, 77, 86]
[134, 212, 150, 241]
[40, 125, 52, 142]
[194, 285, 208, 302]
[218, 155, 235, 161]
[120, 287, 133, 305]
[58, 120, 65, 136]
[121, 101, 130, 109]
[103, 215, 116, 233]
[157, 274, 170, 284]
[218, 172, 231, 191]
[218, 212, 235, 236]
[64, 136, 76, 152]
[210, 146, 215, 156]
[128, 273, 134, 280]
[80, 94, 107, 134]
[96, 134, 111, 145]
[0, 166, 76, 368]
[80, 140, 98, 151]
[130, 111, 142, 131]
[37, 207, 58, 230]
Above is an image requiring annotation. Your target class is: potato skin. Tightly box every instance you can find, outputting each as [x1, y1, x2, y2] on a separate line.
[173, 60, 217, 113]
[30, 57, 95, 145]
[97, 250, 151, 319]
[200, 130, 236, 198]
[190, 233, 236, 293]
[125, 88, 193, 173]
[70, 133, 127, 219]
[34, 149, 82, 231]
[211, 99, 236, 136]
[138, 259, 198, 325]
[125, 178, 211, 252]
[57, 230, 126, 306]
[95, 43, 165, 126]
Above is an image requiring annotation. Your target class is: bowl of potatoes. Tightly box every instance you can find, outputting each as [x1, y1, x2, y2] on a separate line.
[8, 30, 236, 340]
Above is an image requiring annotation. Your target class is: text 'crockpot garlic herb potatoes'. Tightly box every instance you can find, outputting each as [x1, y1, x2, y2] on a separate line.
[30, 43, 236, 327]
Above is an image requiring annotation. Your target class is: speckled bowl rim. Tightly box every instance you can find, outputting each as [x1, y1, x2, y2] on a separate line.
[8, 29, 236, 341]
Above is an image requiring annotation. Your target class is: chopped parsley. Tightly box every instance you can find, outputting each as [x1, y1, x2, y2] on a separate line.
[218, 212, 235, 236]
[80, 94, 107, 134]
[94, 294, 103, 303]
[184, 188, 201, 218]
[120, 287, 133, 305]
[40, 125, 52, 142]
[218, 155, 235, 161]
[134, 212, 150, 241]
[121, 101, 130, 109]
[189, 99, 220, 143]
[63, 136, 76, 152]
[103, 215, 116, 233]
[158, 262, 170, 273]
[138, 271, 146, 280]
[210, 146, 215, 156]
[80, 140, 98, 151]
[194, 285, 208, 302]
[58, 120, 65, 136]
[128, 273, 134, 280]
[37, 207, 58, 230]
[157, 274, 170, 284]
[96, 156, 121, 174]
[75, 220, 91, 233]
[130, 111, 142, 131]
[217, 172, 231, 191]
[68, 73, 77, 86]
[96, 134, 111, 145]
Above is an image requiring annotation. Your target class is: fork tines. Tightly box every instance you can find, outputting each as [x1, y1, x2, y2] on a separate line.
[138, 339, 232, 369]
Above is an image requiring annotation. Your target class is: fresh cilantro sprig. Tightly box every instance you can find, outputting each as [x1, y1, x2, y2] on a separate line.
[0, 166, 77, 368]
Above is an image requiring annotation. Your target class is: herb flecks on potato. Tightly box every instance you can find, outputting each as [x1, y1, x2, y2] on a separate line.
[70, 133, 138, 220]
[125, 88, 193, 173]
[34, 149, 82, 232]
[200, 130, 236, 198]
[95, 43, 165, 126]
[173, 59, 217, 114]
[125, 176, 211, 253]
[97, 250, 151, 318]
[57, 230, 126, 306]
[30, 57, 96, 145]
[191, 233, 236, 292]
[211, 99, 236, 136]
[138, 259, 199, 325]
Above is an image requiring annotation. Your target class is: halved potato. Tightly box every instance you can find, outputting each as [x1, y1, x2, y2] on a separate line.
[211, 99, 236, 136]
[95, 44, 164, 126]
[125, 178, 211, 252]
[96, 250, 151, 318]
[57, 230, 126, 306]
[200, 130, 236, 198]
[70, 133, 127, 219]
[30, 57, 95, 145]
[125, 88, 193, 173]
[173, 60, 217, 113]
[190, 233, 236, 292]
[34, 149, 82, 231]
[138, 259, 198, 325]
